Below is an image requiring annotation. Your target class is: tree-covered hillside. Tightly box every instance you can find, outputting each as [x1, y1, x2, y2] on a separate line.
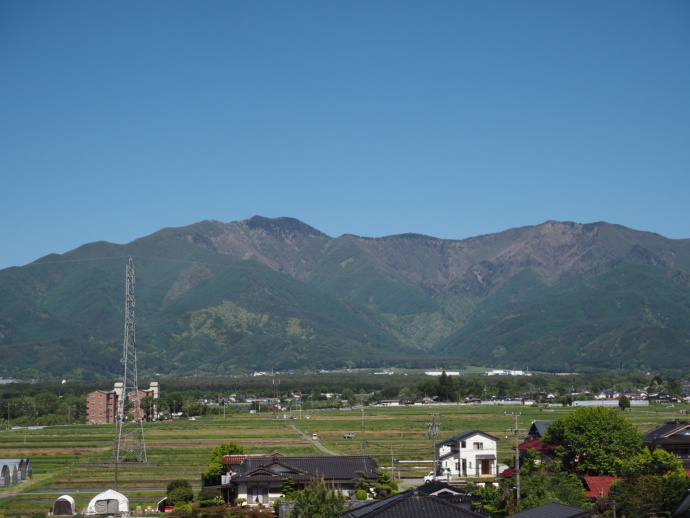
[1, 217, 689, 378]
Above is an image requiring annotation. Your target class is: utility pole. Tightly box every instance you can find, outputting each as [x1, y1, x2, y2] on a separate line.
[360, 407, 365, 454]
[505, 412, 526, 509]
[427, 413, 441, 477]
[273, 378, 280, 419]
[114, 256, 147, 467]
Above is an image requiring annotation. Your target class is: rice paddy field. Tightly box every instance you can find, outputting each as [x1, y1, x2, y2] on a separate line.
[0, 402, 683, 516]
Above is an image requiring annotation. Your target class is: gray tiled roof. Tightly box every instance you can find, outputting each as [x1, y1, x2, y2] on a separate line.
[231, 455, 378, 484]
[340, 489, 486, 518]
[510, 502, 589, 518]
[528, 422, 552, 438]
[644, 420, 690, 442]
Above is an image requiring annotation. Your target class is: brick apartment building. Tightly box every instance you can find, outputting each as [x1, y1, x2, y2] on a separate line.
[86, 381, 160, 425]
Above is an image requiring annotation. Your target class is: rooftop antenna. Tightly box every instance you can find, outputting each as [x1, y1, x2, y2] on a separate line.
[114, 256, 147, 465]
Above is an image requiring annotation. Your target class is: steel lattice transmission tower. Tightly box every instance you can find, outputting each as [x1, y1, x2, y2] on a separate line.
[114, 256, 147, 463]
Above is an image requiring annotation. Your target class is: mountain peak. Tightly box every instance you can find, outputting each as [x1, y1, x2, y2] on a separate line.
[243, 216, 328, 238]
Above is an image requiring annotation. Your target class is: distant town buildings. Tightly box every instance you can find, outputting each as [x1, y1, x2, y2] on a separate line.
[86, 381, 160, 425]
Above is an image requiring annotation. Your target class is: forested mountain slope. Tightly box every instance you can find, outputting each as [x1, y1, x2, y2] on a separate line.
[1, 217, 689, 378]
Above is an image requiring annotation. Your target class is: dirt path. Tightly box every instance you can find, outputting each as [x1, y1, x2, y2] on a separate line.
[289, 423, 340, 456]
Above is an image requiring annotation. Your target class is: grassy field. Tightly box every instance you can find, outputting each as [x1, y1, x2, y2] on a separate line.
[0, 402, 684, 515]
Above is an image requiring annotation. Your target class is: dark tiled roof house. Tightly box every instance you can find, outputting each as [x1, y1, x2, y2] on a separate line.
[510, 502, 590, 518]
[221, 453, 378, 505]
[340, 489, 487, 518]
[644, 420, 690, 470]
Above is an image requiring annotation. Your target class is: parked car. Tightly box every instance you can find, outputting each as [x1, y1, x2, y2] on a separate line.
[423, 471, 449, 483]
[343, 432, 355, 439]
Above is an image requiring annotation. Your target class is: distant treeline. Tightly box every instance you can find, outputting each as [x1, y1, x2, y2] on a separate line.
[0, 370, 683, 427]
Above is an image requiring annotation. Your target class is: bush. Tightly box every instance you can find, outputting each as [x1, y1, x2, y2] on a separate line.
[356, 489, 368, 500]
[198, 487, 222, 502]
[168, 486, 195, 506]
[167, 479, 192, 494]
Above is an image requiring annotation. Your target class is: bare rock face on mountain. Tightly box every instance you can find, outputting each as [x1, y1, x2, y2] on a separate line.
[1, 216, 689, 378]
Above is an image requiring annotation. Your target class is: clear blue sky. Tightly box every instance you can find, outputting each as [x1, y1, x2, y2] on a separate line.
[2, 1, 689, 269]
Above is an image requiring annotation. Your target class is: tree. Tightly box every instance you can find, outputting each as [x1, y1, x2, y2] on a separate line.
[140, 395, 156, 421]
[341, 388, 355, 406]
[288, 476, 347, 518]
[542, 406, 643, 476]
[618, 394, 630, 411]
[167, 479, 193, 506]
[167, 479, 192, 494]
[480, 461, 587, 514]
[618, 448, 683, 478]
[351, 470, 375, 492]
[168, 487, 194, 506]
[166, 392, 185, 414]
[415, 377, 438, 398]
[187, 401, 207, 417]
[437, 371, 456, 402]
[281, 476, 296, 499]
[608, 471, 690, 517]
[202, 442, 244, 486]
[463, 377, 485, 399]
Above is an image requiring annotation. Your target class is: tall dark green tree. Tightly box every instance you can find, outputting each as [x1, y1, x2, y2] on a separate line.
[437, 371, 456, 402]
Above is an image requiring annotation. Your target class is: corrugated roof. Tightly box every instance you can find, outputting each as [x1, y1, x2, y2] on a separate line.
[584, 476, 619, 498]
[516, 438, 556, 451]
[222, 455, 246, 465]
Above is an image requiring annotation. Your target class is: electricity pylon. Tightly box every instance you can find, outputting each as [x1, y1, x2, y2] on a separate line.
[114, 256, 147, 463]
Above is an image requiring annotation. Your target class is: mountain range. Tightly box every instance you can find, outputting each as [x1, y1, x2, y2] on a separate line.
[1, 216, 689, 379]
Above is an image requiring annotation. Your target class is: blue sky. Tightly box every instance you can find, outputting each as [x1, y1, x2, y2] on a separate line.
[1, 1, 689, 269]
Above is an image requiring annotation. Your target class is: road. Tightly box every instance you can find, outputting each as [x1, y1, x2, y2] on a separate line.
[289, 423, 341, 456]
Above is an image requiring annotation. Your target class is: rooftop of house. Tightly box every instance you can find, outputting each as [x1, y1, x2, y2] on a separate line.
[340, 489, 487, 518]
[509, 502, 590, 518]
[436, 430, 500, 447]
[226, 454, 379, 484]
[644, 420, 690, 442]
[583, 476, 619, 499]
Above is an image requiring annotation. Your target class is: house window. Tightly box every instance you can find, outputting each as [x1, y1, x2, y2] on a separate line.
[473, 442, 484, 450]
[461, 441, 466, 448]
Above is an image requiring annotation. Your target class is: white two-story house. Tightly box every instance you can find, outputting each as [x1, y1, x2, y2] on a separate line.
[435, 430, 499, 478]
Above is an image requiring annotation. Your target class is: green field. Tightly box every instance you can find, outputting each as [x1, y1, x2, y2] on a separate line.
[0, 402, 684, 515]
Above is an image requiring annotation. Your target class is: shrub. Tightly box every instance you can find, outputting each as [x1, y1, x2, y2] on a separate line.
[198, 487, 222, 503]
[168, 486, 194, 506]
[356, 489, 368, 500]
[167, 478, 192, 494]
